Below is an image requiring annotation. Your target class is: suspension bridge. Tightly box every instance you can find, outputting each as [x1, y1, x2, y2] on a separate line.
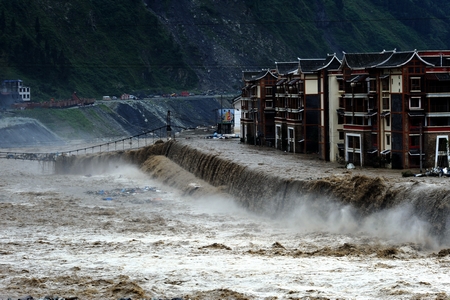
[0, 111, 188, 162]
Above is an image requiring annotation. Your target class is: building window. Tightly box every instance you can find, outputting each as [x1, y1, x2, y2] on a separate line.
[288, 128, 294, 139]
[381, 78, 389, 91]
[266, 100, 273, 108]
[265, 87, 273, 97]
[338, 79, 344, 91]
[368, 79, 376, 92]
[382, 95, 390, 110]
[347, 135, 361, 149]
[276, 125, 281, 139]
[410, 135, 420, 147]
[371, 133, 378, 147]
[385, 116, 390, 127]
[386, 134, 391, 146]
[339, 131, 344, 140]
[410, 97, 421, 109]
[410, 77, 421, 92]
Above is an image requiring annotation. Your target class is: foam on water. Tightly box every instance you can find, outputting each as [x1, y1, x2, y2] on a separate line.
[2, 140, 450, 299]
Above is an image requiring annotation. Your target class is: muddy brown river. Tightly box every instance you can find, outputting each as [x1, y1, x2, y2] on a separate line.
[1, 138, 449, 299]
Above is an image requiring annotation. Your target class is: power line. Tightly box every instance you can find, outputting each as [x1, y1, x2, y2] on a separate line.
[0, 62, 271, 70]
[161, 16, 450, 27]
[11, 15, 450, 30]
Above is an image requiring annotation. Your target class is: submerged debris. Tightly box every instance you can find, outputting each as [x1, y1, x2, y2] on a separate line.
[414, 166, 450, 177]
[86, 186, 161, 199]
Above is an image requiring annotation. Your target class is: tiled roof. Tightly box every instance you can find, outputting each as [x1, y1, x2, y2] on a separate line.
[297, 54, 341, 73]
[323, 54, 342, 70]
[417, 50, 450, 66]
[377, 51, 415, 68]
[378, 51, 434, 68]
[242, 69, 276, 81]
[342, 50, 394, 69]
[299, 58, 327, 73]
[421, 56, 442, 66]
[420, 55, 450, 67]
[242, 71, 263, 81]
[426, 73, 450, 81]
[275, 62, 298, 75]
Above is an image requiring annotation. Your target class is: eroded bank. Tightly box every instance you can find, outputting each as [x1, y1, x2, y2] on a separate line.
[56, 139, 450, 245]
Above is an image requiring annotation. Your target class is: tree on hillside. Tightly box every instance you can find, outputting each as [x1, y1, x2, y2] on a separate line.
[0, 10, 5, 34]
[9, 17, 16, 34]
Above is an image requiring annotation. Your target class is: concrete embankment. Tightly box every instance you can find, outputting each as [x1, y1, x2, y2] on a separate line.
[56, 139, 450, 244]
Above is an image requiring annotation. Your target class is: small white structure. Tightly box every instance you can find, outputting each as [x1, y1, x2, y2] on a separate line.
[2, 79, 31, 102]
[232, 96, 242, 136]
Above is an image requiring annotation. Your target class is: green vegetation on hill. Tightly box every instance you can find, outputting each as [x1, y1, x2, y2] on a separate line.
[244, 0, 450, 55]
[2, 0, 450, 101]
[0, 0, 197, 101]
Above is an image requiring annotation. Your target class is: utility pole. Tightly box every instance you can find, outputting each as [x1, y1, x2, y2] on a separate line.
[166, 110, 172, 140]
[220, 94, 223, 134]
[254, 108, 257, 146]
[351, 81, 356, 164]
[351, 81, 356, 125]
[420, 122, 423, 173]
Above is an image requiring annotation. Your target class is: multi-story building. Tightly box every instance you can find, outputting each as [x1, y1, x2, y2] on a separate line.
[241, 69, 277, 146]
[241, 50, 450, 170]
[274, 55, 340, 158]
[417, 50, 450, 169]
[337, 50, 397, 167]
[274, 61, 299, 152]
[338, 50, 450, 169]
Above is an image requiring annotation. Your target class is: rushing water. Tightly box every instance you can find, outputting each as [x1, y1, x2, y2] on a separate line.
[1, 139, 450, 299]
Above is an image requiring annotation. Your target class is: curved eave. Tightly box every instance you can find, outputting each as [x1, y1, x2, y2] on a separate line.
[378, 51, 435, 68]
[317, 54, 342, 71]
[243, 69, 278, 81]
[275, 61, 299, 76]
[339, 50, 395, 70]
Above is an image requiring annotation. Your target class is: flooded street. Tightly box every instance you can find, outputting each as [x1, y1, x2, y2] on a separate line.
[0, 141, 450, 299]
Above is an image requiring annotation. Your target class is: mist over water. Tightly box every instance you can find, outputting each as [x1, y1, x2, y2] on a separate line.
[2, 138, 450, 299]
[57, 139, 450, 251]
[140, 151, 448, 250]
[284, 196, 443, 249]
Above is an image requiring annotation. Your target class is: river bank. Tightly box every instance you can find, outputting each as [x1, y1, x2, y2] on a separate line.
[57, 134, 450, 247]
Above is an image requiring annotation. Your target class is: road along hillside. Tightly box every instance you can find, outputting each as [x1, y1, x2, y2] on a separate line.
[56, 137, 450, 248]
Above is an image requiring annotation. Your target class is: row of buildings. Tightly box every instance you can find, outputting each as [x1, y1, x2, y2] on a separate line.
[236, 49, 450, 170]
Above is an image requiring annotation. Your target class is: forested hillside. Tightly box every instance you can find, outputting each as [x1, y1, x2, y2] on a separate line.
[1, 0, 450, 101]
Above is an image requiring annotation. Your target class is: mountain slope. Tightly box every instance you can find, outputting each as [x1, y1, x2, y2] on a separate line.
[1, 0, 450, 100]
[0, 0, 197, 100]
[0, 96, 224, 147]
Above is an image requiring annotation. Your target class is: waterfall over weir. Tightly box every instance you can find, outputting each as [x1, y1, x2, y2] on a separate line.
[56, 139, 450, 247]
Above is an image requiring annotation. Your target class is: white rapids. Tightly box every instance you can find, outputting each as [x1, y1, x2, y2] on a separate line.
[0, 156, 449, 300]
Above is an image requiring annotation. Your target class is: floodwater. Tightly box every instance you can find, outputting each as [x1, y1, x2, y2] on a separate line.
[1, 141, 450, 299]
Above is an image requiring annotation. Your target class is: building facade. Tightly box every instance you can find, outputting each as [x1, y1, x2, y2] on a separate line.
[1, 79, 31, 102]
[241, 49, 450, 170]
[241, 69, 277, 146]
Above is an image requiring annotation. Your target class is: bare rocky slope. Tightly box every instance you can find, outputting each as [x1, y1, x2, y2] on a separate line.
[0, 96, 227, 148]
